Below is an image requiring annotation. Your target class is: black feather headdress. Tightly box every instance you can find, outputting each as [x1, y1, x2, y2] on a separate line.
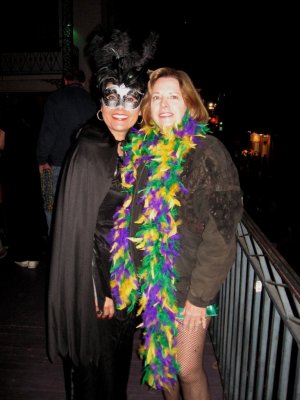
[88, 29, 158, 95]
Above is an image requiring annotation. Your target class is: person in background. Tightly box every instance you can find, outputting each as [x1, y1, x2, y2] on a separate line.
[1, 94, 46, 268]
[47, 30, 158, 400]
[110, 67, 243, 399]
[0, 128, 7, 259]
[37, 69, 97, 234]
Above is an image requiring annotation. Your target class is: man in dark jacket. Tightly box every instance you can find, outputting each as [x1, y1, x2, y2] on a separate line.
[36, 69, 97, 233]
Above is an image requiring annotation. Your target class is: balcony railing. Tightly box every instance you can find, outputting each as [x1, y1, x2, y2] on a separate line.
[0, 52, 63, 75]
[210, 210, 300, 400]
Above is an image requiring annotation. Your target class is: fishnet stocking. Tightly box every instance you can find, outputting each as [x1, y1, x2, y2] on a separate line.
[163, 317, 212, 400]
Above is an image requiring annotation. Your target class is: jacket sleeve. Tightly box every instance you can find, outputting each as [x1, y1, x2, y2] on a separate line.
[187, 137, 243, 307]
[36, 96, 59, 164]
[188, 213, 238, 306]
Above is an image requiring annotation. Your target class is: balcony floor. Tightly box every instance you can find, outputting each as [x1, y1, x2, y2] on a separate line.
[0, 255, 223, 399]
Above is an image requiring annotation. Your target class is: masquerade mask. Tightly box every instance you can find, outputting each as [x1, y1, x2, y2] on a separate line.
[102, 84, 143, 110]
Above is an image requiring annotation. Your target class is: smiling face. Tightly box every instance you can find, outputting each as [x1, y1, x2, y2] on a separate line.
[150, 77, 187, 129]
[101, 83, 141, 141]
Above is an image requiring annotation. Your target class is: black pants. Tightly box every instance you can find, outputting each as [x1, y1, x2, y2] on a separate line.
[66, 315, 136, 400]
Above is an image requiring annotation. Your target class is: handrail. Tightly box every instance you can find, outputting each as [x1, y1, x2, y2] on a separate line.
[210, 210, 300, 400]
[242, 211, 300, 300]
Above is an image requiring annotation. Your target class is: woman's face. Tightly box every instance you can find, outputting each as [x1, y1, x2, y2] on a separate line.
[150, 77, 187, 129]
[101, 84, 141, 141]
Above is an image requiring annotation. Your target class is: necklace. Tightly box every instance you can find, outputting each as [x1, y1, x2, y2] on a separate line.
[109, 113, 208, 390]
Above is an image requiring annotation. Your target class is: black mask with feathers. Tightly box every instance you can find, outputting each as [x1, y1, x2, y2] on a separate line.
[88, 29, 158, 97]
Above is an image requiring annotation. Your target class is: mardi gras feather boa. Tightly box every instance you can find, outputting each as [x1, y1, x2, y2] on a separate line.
[109, 114, 208, 390]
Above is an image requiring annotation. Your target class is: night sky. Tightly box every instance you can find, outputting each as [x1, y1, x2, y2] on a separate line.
[1, 0, 59, 52]
[1, 0, 296, 138]
[114, 1, 296, 137]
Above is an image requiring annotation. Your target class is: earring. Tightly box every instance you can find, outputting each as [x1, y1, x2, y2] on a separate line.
[137, 115, 144, 125]
[96, 110, 103, 121]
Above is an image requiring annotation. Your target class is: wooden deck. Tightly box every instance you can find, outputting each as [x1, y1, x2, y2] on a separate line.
[0, 255, 223, 399]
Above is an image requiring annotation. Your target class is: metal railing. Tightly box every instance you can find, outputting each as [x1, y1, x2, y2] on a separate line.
[0, 52, 63, 75]
[210, 211, 300, 400]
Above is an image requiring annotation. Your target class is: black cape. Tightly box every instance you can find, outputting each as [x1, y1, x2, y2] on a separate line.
[47, 118, 119, 365]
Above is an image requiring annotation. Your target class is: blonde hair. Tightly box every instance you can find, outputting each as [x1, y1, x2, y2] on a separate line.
[141, 67, 209, 126]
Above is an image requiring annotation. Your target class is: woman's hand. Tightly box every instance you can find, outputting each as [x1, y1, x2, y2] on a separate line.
[181, 300, 207, 330]
[0, 129, 5, 151]
[101, 296, 115, 319]
[39, 163, 52, 174]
